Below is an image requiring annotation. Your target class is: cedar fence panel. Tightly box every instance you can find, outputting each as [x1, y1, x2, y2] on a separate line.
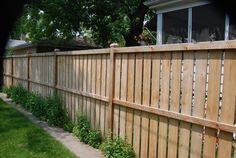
[3, 40, 236, 158]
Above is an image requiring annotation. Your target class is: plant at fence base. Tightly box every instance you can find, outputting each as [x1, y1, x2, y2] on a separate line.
[2, 85, 73, 132]
[73, 115, 90, 143]
[2, 86, 14, 98]
[24, 92, 37, 112]
[87, 129, 102, 148]
[72, 115, 102, 148]
[45, 95, 69, 127]
[3, 85, 28, 105]
[100, 137, 135, 158]
[31, 94, 47, 120]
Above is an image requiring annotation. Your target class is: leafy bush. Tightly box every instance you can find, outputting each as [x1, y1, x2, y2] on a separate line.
[100, 137, 135, 158]
[24, 92, 37, 112]
[2, 85, 72, 131]
[45, 94, 67, 126]
[72, 115, 102, 148]
[9, 85, 28, 105]
[63, 120, 74, 132]
[2, 86, 12, 98]
[72, 115, 90, 143]
[87, 129, 102, 148]
[31, 93, 47, 120]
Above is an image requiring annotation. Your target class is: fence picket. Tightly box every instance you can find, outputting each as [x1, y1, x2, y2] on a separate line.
[158, 52, 171, 158]
[204, 51, 222, 158]
[167, 52, 181, 158]
[178, 52, 194, 158]
[113, 54, 121, 137]
[133, 53, 143, 158]
[126, 54, 135, 145]
[190, 52, 207, 158]
[218, 51, 236, 158]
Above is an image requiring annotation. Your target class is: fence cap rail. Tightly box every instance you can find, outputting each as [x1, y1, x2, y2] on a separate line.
[55, 48, 109, 56]
[114, 40, 236, 53]
[4, 40, 236, 58]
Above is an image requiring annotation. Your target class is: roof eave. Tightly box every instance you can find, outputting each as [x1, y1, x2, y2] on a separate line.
[144, 0, 211, 13]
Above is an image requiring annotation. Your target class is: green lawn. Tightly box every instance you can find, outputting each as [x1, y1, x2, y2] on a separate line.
[0, 99, 77, 158]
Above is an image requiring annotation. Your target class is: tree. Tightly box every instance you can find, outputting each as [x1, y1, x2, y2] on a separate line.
[12, 0, 152, 47]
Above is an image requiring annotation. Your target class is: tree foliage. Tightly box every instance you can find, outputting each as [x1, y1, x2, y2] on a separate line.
[12, 0, 153, 47]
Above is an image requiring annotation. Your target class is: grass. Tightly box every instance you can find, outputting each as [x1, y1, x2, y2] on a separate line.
[0, 99, 77, 158]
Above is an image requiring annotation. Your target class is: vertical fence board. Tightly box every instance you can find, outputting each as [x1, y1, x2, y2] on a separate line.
[87, 55, 92, 123]
[141, 53, 151, 158]
[167, 52, 182, 158]
[83, 56, 87, 116]
[100, 54, 107, 136]
[178, 52, 194, 158]
[105, 54, 109, 135]
[68, 56, 73, 121]
[119, 54, 128, 138]
[190, 52, 207, 158]
[91, 55, 96, 128]
[126, 54, 135, 145]
[113, 54, 121, 137]
[72, 56, 76, 122]
[158, 52, 171, 158]
[148, 53, 160, 158]
[96, 55, 102, 130]
[218, 51, 236, 158]
[203, 51, 222, 158]
[133, 53, 143, 158]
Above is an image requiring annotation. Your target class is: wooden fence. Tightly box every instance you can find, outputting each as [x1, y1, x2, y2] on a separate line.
[3, 40, 236, 158]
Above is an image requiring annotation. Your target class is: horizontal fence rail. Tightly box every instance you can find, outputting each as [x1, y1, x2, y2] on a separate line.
[3, 40, 236, 158]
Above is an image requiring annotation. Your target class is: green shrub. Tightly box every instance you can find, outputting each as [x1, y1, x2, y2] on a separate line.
[72, 115, 90, 143]
[1, 86, 11, 98]
[45, 94, 67, 127]
[24, 92, 37, 112]
[100, 137, 135, 158]
[87, 129, 102, 148]
[31, 93, 47, 120]
[63, 120, 74, 132]
[2, 85, 16, 99]
[72, 115, 102, 148]
[2, 85, 73, 132]
[10, 85, 28, 105]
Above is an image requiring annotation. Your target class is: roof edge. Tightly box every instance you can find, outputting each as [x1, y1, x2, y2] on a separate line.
[144, 0, 211, 13]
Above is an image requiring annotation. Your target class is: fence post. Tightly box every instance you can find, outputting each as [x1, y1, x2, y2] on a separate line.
[27, 54, 30, 91]
[54, 52, 58, 94]
[11, 56, 14, 86]
[108, 43, 118, 137]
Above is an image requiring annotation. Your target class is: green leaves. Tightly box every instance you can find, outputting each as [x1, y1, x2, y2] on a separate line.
[2, 85, 73, 132]
[12, 0, 150, 47]
[100, 137, 135, 158]
[87, 129, 102, 148]
[72, 115, 102, 148]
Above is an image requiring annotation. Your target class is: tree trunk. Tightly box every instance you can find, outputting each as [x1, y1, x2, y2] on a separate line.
[124, 0, 148, 47]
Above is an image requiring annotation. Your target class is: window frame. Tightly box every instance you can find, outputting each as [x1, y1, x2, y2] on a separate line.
[156, 3, 230, 44]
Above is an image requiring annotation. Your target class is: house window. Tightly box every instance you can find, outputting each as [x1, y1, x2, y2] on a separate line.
[229, 16, 236, 40]
[162, 9, 188, 44]
[192, 4, 225, 42]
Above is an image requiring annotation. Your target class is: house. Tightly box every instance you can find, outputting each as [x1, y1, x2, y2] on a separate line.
[11, 38, 101, 55]
[144, 0, 236, 44]
[6, 39, 27, 48]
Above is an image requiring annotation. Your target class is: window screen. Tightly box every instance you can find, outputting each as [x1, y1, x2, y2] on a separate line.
[229, 16, 236, 40]
[163, 9, 188, 44]
[192, 4, 225, 42]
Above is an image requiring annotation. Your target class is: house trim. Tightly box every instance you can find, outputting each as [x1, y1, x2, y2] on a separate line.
[144, 0, 211, 14]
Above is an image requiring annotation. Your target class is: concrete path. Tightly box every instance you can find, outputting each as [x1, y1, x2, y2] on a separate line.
[0, 93, 104, 158]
